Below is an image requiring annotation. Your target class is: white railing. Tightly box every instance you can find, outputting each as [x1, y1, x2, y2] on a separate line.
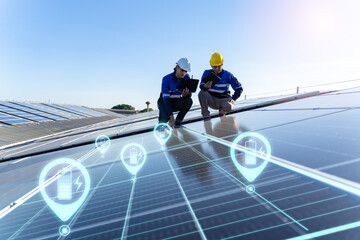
[243, 78, 360, 100]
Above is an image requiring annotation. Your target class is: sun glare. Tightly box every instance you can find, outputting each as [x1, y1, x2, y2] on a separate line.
[312, 14, 331, 30]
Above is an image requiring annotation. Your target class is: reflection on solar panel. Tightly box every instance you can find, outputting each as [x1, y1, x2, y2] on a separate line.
[42, 103, 86, 118]
[29, 103, 78, 119]
[52, 104, 91, 117]
[0, 112, 30, 125]
[0, 104, 50, 122]
[0, 88, 359, 239]
[75, 106, 105, 117]
[0, 101, 57, 121]
[54, 104, 92, 117]
[11, 102, 67, 120]
[59, 105, 105, 117]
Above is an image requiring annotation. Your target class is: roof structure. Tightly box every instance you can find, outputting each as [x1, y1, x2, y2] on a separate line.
[0, 101, 117, 148]
[0, 88, 359, 239]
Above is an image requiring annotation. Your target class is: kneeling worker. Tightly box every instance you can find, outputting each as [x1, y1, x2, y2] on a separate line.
[158, 57, 193, 128]
[198, 52, 243, 120]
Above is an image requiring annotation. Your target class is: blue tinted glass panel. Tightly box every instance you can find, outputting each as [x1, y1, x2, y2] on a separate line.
[52, 104, 90, 117]
[14, 102, 69, 119]
[62, 105, 105, 117]
[42, 104, 84, 118]
[0, 105, 49, 122]
[0, 112, 31, 124]
[0, 101, 60, 121]
[0, 89, 359, 239]
[75, 106, 105, 116]
[11, 102, 64, 120]
[29, 103, 77, 119]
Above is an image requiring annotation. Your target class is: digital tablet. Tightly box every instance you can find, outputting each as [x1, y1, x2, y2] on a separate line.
[202, 72, 221, 87]
[178, 78, 200, 93]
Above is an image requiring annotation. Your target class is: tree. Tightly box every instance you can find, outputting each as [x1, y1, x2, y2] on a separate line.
[111, 104, 135, 110]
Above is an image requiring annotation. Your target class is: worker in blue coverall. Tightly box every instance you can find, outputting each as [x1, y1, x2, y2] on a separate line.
[198, 52, 243, 120]
[158, 57, 193, 128]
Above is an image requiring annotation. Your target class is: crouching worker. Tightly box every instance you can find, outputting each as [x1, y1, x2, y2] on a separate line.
[198, 52, 243, 120]
[158, 57, 193, 128]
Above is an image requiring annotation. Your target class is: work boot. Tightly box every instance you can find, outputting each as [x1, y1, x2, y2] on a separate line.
[175, 120, 183, 128]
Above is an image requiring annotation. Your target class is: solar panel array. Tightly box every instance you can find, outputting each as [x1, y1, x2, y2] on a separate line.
[0, 101, 59, 121]
[12, 102, 71, 120]
[0, 101, 106, 125]
[56, 104, 104, 117]
[0, 112, 31, 125]
[0, 88, 359, 239]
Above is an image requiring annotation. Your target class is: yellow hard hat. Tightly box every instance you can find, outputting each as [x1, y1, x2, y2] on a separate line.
[210, 52, 224, 66]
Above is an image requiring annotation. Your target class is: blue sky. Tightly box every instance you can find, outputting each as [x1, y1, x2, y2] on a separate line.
[1, 0, 359, 110]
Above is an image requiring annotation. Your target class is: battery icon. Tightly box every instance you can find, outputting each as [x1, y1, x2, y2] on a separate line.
[99, 138, 106, 149]
[160, 128, 167, 139]
[130, 147, 138, 165]
[57, 170, 72, 200]
[245, 140, 257, 166]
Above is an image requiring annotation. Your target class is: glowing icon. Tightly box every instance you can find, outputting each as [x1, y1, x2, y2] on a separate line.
[130, 147, 138, 164]
[230, 132, 271, 182]
[246, 184, 256, 193]
[245, 140, 257, 166]
[120, 143, 147, 175]
[59, 225, 70, 236]
[154, 123, 172, 145]
[57, 170, 72, 200]
[39, 158, 90, 222]
[95, 135, 111, 154]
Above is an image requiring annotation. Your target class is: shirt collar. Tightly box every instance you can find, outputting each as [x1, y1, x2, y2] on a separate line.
[212, 69, 224, 77]
[172, 72, 181, 81]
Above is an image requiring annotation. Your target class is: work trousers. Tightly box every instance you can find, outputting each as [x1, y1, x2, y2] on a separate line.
[198, 90, 234, 118]
[157, 97, 193, 124]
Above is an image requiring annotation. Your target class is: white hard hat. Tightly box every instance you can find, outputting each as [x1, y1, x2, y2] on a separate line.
[176, 57, 191, 72]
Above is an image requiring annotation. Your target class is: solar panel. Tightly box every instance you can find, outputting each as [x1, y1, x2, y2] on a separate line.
[57, 105, 96, 117]
[10, 102, 68, 120]
[0, 101, 58, 121]
[0, 105, 50, 123]
[29, 103, 78, 119]
[52, 104, 92, 117]
[63, 105, 105, 117]
[0, 112, 31, 125]
[42, 104, 87, 118]
[0, 89, 359, 239]
[256, 91, 360, 109]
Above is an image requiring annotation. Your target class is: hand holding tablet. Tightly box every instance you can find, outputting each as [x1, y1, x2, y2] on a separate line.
[177, 78, 200, 93]
[202, 72, 221, 87]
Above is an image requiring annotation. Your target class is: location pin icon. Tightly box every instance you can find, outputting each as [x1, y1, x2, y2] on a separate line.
[120, 143, 147, 175]
[154, 123, 172, 145]
[230, 132, 271, 182]
[95, 135, 111, 154]
[39, 158, 90, 222]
